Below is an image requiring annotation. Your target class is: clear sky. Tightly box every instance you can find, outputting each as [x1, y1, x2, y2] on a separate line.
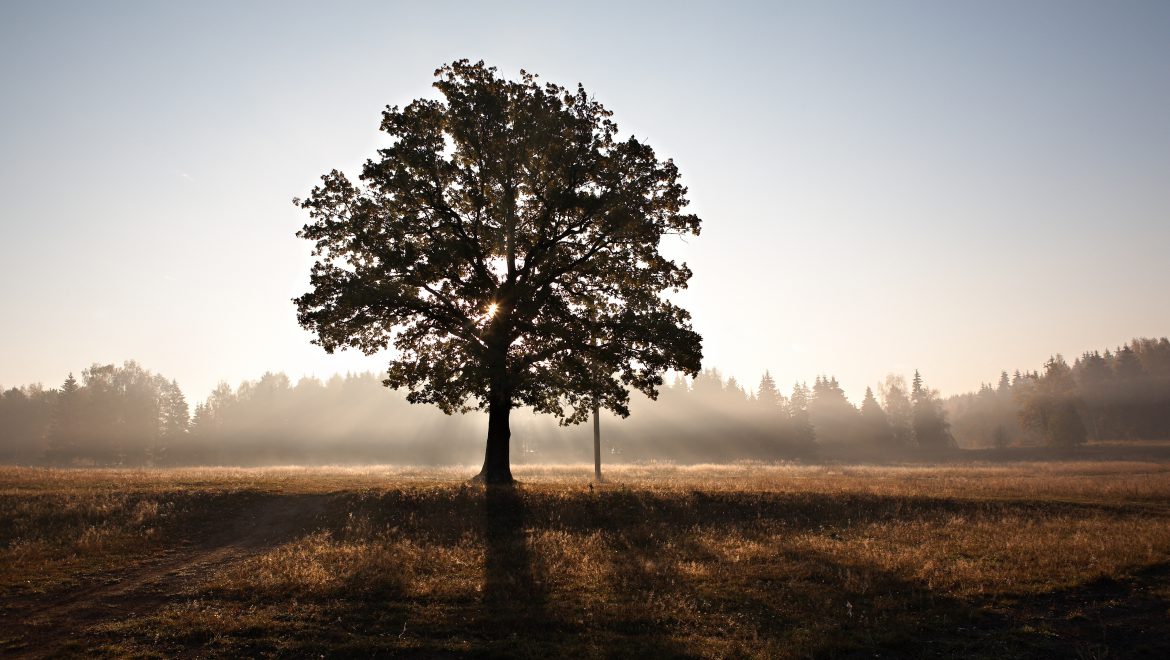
[2, 1, 1168, 405]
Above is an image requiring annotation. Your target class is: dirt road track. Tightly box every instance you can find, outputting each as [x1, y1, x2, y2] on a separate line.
[1, 493, 330, 658]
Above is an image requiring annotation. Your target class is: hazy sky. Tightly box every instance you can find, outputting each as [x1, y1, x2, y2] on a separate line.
[2, 1, 1168, 405]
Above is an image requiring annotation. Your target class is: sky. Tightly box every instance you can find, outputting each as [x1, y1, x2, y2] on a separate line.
[1, 0, 1168, 405]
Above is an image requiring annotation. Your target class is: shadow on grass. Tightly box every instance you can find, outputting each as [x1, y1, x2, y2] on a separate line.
[482, 485, 545, 629]
[8, 486, 1168, 658]
[591, 518, 1170, 658]
[477, 485, 694, 657]
[330, 487, 1169, 546]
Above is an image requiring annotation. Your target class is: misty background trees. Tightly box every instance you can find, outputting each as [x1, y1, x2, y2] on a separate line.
[947, 338, 1170, 448]
[2, 337, 1170, 467]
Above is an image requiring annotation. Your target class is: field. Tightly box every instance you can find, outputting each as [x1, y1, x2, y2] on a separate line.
[2, 460, 1170, 658]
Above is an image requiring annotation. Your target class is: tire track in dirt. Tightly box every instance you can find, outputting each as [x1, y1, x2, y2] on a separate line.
[1, 493, 331, 658]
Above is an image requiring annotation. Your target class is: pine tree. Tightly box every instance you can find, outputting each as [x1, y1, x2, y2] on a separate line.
[809, 376, 859, 443]
[788, 382, 815, 445]
[880, 375, 914, 447]
[860, 386, 893, 445]
[1074, 351, 1111, 440]
[46, 373, 82, 464]
[158, 379, 190, 464]
[910, 370, 953, 449]
[756, 371, 781, 409]
[189, 402, 211, 435]
[1017, 355, 1087, 448]
[725, 376, 748, 402]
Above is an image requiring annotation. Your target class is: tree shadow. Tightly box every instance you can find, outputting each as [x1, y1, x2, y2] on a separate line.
[478, 484, 555, 652]
[507, 488, 1170, 657]
[138, 486, 1168, 658]
[593, 521, 1022, 657]
[482, 485, 542, 609]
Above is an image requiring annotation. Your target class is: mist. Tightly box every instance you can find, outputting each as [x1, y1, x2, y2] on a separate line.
[3, 337, 1168, 468]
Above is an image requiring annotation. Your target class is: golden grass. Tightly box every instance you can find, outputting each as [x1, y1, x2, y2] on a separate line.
[2, 460, 1170, 657]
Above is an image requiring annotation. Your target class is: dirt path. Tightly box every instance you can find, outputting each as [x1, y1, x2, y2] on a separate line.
[1, 493, 330, 658]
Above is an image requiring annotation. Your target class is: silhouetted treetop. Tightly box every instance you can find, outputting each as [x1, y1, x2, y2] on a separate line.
[294, 60, 703, 482]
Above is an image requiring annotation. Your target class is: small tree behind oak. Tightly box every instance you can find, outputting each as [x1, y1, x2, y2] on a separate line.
[295, 61, 703, 483]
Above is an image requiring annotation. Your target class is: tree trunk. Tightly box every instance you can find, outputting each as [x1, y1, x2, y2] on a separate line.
[477, 360, 514, 484]
[593, 403, 602, 483]
[479, 399, 513, 484]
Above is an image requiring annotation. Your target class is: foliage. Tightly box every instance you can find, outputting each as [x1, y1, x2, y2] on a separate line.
[1015, 356, 1088, 448]
[911, 370, 954, 449]
[860, 386, 894, 445]
[808, 376, 860, 443]
[4, 337, 1170, 464]
[294, 61, 703, 431]
[946, 338, 1170, 447]
[40, 362, 188, 465]
[755, 371, 782, 409]
[879, 375, 914, 447]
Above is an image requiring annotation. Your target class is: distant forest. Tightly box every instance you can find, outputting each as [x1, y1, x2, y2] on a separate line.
[1, 338, 1168, 466]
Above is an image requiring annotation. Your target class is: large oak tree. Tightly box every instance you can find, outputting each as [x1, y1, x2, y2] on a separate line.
[295, 61, 702, 483]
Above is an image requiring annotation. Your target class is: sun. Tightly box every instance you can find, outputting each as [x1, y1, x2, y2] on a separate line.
[486, 302, 498, 318]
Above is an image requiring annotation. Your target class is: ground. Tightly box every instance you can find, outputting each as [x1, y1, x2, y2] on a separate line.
[2, 459, 1170, 658]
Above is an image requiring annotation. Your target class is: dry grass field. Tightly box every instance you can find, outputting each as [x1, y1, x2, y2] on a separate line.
[2, 460, 1170, 658]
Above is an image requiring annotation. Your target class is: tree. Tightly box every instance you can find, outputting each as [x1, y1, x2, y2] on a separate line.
[809, 376, 859, 443]
[46, 373, 82, 463]
[910, 370, 953, 449]
[880, 375, 914, 447]
[788, 382, 816, 446]
[159, 379, 190, 463]
[992, 424, 1010, 449]
[3, 384, 54, 464]
[860, 386, 893, 445]
[1017, 355, 1087, 448]
[1074, 351, 1110, 440]
[295, 61, 703, 483]
[1110, 345, 1148, 439]
[756, 371, 781, 409]
[997, 371, 1011, 395]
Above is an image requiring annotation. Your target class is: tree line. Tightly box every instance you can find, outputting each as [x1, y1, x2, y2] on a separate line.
[947, 337, 1170, 448]
[1, 337, 1168, 466]
[0, 362, 188, 466]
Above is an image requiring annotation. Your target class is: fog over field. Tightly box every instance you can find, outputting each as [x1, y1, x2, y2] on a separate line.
[2, 337, 1169, 467]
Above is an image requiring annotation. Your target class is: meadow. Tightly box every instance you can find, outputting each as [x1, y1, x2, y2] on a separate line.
[2, 459, 1170, 658]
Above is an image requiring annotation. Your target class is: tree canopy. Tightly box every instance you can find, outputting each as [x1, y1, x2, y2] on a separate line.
[294, 61, 703, 481]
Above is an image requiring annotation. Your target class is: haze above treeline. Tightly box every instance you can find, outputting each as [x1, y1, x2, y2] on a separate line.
[1, 337, 1168, 467]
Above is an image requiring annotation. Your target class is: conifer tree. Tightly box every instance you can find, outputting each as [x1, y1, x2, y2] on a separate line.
[46, 373, 82, 464]
[756, 371, 781, 409]
[860, 386, 893, 445]
[1017, 355, 1087, 448]
[788, 382, 816, 445]
[910, 370, 953, 449]
[880, 375, 914, 447]
[159, 379, 190, 463]
[809, 376, 859, 443]
[997, 371, 1011, 394]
